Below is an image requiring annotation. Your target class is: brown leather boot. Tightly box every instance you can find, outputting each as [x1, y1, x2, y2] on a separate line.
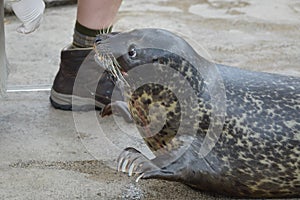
[50, 45, 123, 110]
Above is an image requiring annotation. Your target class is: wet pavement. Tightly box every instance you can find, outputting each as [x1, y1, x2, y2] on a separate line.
[1, 0, 299, 199]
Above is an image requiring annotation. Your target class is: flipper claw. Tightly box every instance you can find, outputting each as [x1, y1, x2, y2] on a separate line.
[117, 147, 159, 176]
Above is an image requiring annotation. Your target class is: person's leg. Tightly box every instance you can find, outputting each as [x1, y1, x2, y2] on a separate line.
[77, 0, 121, 30]
[50, 0, 123, 110]
[73, 0, 122, 48]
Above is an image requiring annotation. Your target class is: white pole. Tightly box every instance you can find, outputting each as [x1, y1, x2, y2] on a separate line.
[0, 0, 7, 97]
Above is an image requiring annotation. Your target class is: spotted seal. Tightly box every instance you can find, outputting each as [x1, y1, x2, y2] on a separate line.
[95, 28, 300, 198]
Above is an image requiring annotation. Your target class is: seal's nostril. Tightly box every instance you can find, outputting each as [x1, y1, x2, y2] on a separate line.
[153, 58, 159, 63]
[95, 38, 102, 44]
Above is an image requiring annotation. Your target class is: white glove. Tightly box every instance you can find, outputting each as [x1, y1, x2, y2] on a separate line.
[12, 0, 45, 34]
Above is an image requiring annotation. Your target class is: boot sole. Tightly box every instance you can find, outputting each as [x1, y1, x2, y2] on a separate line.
[50, 89, 105, 111]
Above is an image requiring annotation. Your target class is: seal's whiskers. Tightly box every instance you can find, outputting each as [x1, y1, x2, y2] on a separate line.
[93, 43, 129, 88]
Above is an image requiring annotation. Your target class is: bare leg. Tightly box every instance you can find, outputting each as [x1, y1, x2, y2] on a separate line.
[72, 0, 122, 47]
[77, 0, 122, 30]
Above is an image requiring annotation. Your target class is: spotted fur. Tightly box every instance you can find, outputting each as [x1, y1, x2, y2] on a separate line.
[97, 29, 300, 198]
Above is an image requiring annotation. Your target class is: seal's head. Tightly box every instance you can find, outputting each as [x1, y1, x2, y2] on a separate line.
[94, 28, 201, 76]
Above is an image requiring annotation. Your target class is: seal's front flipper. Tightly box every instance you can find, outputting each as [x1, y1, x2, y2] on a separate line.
[142, 169, 177, 181]
[117, 147, 160, 176]
[118, 147, 182, 183]
[101, 101, 133, 123]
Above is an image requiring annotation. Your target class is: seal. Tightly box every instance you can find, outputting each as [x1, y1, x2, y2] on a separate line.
[96, 28, 300, 198]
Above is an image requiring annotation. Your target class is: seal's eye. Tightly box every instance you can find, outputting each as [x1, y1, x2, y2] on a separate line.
[128, 48, 137, 58]
[128, 46, 137, 58]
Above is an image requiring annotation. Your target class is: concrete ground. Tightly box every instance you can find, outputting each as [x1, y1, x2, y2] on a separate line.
[1, 0, 300, 199]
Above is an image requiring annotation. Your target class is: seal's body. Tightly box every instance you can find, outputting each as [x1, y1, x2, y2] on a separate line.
[97, 28, 300, 198]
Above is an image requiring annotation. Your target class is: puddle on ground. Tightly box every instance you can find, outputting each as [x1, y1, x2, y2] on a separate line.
[9, 159, 145, 199]
[10, 160, 112, 176]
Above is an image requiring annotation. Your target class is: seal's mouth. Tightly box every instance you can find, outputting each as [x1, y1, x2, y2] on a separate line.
[93, 43, 129, 88]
